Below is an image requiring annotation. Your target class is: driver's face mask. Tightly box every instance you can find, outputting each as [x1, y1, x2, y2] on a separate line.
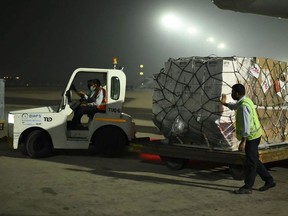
[87, 83, 92, 89]
[90, 85, 96, 91]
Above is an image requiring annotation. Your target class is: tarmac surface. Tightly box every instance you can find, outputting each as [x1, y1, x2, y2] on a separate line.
[1, 87, 288, 216]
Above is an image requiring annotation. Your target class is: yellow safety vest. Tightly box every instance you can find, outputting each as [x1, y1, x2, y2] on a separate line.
[236, 97, 262, 141]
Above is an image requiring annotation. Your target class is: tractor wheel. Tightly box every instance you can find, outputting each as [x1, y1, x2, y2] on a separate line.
[92, 126, 128, 157]
[19, 141, 28, 155]
[26, 130, 53, 158]
[160, 156, 188, 171]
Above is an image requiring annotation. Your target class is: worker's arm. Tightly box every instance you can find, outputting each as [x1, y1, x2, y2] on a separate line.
[70, 84, 87, 98]
[87, 89, 104, 106]
[238, 105, 251, 152]
[220, 94, 237, 110]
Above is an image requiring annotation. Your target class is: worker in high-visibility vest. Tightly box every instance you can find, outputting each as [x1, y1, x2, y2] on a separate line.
[221, 83, 276, 194]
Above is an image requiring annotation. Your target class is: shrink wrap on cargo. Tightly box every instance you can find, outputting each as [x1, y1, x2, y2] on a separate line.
[152, 56, 288, 150]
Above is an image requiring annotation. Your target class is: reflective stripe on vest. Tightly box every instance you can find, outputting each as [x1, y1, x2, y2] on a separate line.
[236, 97, 262, 141]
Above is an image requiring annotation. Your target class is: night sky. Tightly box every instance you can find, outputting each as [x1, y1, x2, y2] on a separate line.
[1, 0, 288, 87]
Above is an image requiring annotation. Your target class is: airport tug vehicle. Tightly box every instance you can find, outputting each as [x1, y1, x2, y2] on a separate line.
[7, 61, 135, 158]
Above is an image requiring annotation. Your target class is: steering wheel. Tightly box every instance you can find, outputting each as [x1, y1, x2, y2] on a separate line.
[66, 89, 80, 110]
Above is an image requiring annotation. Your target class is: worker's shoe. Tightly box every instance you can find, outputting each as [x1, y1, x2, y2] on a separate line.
[233, 186, 252, 194]
[259, 182, 276, 192]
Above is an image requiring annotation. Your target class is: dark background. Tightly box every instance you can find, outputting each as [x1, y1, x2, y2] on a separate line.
[1, 0, 287, 88]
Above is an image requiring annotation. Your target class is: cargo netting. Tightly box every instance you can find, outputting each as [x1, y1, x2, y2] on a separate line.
[152, 56, 288, 150]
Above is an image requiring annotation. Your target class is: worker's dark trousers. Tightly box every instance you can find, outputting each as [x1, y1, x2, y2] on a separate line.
[72, 106, 97, 126]
[244, 137, 274, 189]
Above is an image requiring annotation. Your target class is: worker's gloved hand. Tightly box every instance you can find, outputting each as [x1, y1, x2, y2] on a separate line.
[238, 141, 246, 152]
[220, 94, 227, 105]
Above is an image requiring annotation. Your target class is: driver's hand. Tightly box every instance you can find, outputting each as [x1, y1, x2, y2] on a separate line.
[80, 103, 88, 107]
[78, 91, 86, 97]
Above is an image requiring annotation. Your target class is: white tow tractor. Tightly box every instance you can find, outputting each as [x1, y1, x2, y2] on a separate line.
[7, 63, 135, 158]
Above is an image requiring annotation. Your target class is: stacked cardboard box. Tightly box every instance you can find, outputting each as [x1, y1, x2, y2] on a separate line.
[152, 56, 288, 150]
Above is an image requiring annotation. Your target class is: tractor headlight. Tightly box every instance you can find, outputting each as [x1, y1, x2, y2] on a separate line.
[8, 113, 14, 124]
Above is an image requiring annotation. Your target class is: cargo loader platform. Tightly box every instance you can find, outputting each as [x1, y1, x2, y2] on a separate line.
[130, 138, 288, 180]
